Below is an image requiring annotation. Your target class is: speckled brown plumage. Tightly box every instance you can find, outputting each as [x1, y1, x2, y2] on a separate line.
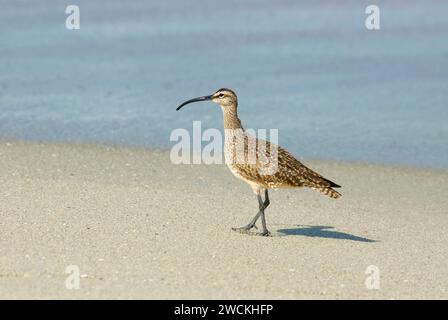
[225, 135, 341, 198]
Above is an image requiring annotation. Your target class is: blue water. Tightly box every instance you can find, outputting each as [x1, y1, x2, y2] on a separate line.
[1, 0, 447, 168]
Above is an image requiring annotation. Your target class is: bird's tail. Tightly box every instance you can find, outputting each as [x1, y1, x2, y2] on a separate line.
[313, 187, 342, 199]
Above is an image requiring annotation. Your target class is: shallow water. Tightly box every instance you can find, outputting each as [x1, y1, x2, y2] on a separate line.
[1, 0, 447, 168]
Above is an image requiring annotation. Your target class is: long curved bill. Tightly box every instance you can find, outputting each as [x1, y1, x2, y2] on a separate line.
[176, 95, 212, 111]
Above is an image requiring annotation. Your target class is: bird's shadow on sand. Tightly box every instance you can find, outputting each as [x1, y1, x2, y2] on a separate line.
[276, 225, 376, 243]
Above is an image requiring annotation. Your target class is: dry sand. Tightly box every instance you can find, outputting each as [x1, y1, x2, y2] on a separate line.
[0, 140, 447, 299]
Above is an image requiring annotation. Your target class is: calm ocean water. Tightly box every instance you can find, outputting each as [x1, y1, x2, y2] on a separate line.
[1, 0, 447, 168]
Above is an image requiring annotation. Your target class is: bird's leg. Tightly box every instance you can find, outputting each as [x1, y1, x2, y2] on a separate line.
[258, 190, 271, 236]
[263, 189, 270, 208]
[232, 191, 271, 235]
[231, 216, 260, 234]
[231, 196, 263, 234]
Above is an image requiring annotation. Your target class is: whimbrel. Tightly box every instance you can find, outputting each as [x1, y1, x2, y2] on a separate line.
[176, 88, 341, 236]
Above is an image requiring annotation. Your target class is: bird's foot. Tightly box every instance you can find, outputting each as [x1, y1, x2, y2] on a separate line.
[231, 224, 257, 234]
[257, 230, 272, 237]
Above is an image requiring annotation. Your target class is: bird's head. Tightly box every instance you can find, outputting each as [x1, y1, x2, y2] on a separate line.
[210, 88, 237, 107]
[176, 88, 237, 111]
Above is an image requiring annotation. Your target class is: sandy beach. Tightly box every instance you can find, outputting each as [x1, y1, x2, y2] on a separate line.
[0, 140, 447, 299]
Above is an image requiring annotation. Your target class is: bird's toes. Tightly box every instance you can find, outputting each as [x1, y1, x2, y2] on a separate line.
[257, 230, 272, 237]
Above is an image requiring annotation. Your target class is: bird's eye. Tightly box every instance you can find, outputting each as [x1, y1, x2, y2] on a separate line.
[219, 93, 225, 98]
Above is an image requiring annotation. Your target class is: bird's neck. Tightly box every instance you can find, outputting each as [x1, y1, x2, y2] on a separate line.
[221, 105, 243, 130]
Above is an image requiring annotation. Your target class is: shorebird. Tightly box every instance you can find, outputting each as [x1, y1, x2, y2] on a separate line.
[176, 88, 341, 236]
